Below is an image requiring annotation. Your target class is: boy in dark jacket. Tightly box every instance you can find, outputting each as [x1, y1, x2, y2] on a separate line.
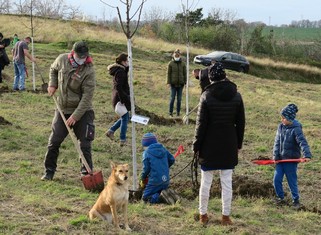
[140, 133, 175, 204]
[273, 103, 312, 209]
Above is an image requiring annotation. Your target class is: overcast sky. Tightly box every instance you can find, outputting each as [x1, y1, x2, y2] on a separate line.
[66, 0, 321, 26]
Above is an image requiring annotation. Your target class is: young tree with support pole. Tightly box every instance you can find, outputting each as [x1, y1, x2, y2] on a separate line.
[100, 0, 146, 191]
[180, 0, 198, 125]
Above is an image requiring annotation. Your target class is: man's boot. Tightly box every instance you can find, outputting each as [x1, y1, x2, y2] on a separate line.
[41, 170, 55, 180]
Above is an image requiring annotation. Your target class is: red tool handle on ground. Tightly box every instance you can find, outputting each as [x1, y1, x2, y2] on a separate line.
[251, 158, 309, 165]
[174, 145, 184, 158]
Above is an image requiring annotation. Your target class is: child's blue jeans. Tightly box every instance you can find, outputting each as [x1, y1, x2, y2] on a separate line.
[273, 162, 299, 201]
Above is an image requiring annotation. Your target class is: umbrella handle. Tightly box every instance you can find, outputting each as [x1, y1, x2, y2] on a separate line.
[52, 96, 92, 174]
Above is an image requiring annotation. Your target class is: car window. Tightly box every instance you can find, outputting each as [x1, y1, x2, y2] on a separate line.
[231, 54, 238, 60]
[223, 53, 232, 59]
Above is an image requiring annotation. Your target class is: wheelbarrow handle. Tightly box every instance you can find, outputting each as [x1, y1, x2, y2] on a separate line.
[52, 96, 92, 174]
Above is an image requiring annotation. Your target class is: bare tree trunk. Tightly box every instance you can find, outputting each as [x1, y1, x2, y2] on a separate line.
[127, 38, 137, 191]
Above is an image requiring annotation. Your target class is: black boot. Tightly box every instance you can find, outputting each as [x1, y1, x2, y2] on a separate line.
[41, 170, 55, 180]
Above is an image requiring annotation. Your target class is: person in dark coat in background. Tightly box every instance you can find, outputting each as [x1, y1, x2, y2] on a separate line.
[192, 59, 216, 94]
[193, 62, 245, 226]
[105, 53, 131, 147]
[0, 33, 10, 83]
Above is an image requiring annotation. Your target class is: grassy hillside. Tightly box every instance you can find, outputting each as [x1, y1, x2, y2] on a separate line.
[1, 15, 321, 234]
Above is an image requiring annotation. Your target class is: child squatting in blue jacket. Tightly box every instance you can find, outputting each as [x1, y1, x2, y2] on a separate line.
[273, 103, 312, 209]
[140, 133, 175, 203]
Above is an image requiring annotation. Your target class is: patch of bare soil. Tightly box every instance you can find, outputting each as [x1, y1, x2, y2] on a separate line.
[0, 116, 12, 125]
[171, 174, 275, 201]
[0, 84, 9, 95]
[136, 105, 196, 125]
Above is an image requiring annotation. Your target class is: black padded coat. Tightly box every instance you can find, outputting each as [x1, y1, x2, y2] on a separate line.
[193, 79, 245, 169]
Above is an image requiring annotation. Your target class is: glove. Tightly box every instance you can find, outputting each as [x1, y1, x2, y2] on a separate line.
[139, 178, 148, 189]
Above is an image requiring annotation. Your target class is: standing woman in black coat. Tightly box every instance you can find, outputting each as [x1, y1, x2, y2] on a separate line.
[105, 53, 131, 147]
[193, 62, 245, 226]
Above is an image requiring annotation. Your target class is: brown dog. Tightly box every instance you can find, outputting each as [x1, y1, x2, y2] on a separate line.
[89, 162, 131, 231]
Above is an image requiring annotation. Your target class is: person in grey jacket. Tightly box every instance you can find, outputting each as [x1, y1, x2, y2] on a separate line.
[273, 103, 312, 209]
[167, 49, 186, 117]
[41, 41, 96, 180]
[193, 62, 245, 226]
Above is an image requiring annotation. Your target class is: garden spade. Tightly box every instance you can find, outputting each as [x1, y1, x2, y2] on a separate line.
[182, 104, 199, 124]
[35, 63, 48, 92]
[53, 96, 104, 192]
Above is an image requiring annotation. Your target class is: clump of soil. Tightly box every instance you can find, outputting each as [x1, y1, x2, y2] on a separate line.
[0, 116, 12, 125]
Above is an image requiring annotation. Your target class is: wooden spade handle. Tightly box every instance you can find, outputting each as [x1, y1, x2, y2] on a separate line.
[52, 96, 92, 174]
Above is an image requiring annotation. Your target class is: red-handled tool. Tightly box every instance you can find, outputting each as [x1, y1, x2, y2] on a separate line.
[251, 158, 309, 165]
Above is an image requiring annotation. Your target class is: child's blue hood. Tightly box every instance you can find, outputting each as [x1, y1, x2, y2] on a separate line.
[145, 143, 167, 158]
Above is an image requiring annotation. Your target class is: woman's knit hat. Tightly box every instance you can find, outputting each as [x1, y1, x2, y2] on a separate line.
[209, 62, 226, 81]
[142, 133, 158, 147]
[281, 103, 298, 122]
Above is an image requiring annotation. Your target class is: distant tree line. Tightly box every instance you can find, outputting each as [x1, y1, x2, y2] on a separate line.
[0, 0, 81, 19]
[289, 19, 321, 28]
[1, 2, 321, 64]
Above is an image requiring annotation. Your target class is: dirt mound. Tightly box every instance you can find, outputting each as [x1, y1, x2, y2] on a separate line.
[0, 116, 12, 125]
[0, 84, 9, 95]
[135, 105, 195, 125]
[171, 174, 274, 200]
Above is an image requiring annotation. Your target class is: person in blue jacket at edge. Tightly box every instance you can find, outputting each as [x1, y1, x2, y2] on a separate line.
[139, 133, 175, 204]
[273, 103, 312, 209]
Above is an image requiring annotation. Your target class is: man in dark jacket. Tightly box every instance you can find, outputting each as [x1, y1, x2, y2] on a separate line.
[193, 62, 245, 226]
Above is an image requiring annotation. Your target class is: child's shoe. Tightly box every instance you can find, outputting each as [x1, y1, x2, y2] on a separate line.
[159, 189, 175, 205]
[275, 197, 286, 206]
[292, 200, 301, 210]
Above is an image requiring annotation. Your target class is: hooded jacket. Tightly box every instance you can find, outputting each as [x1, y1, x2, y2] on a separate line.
[107, 63, 131, 111]
[141, 143, 175, 186]
[273, 120, 312, 160]
[49, 53, 95, 121]
[193, 80, 245, 169]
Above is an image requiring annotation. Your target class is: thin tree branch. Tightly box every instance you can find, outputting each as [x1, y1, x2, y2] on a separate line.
[129, 0, 146, 38]
[99, 0, 117, 9]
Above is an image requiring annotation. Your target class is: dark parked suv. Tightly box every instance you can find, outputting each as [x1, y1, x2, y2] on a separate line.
[193, 51, 250, 73]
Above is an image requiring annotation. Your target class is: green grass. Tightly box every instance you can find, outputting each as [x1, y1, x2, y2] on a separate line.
[1, 17, 321, 235]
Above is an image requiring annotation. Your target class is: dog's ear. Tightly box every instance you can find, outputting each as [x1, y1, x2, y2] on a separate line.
[110, 161, 116, 169]
[124, 164, 129, 169]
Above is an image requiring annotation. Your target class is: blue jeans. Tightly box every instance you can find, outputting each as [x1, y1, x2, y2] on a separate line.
[13, 62, 26, 90]
[169, 85, 183, 115]
[273, 163, 299, 201]
[109, 112, 129, 141]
